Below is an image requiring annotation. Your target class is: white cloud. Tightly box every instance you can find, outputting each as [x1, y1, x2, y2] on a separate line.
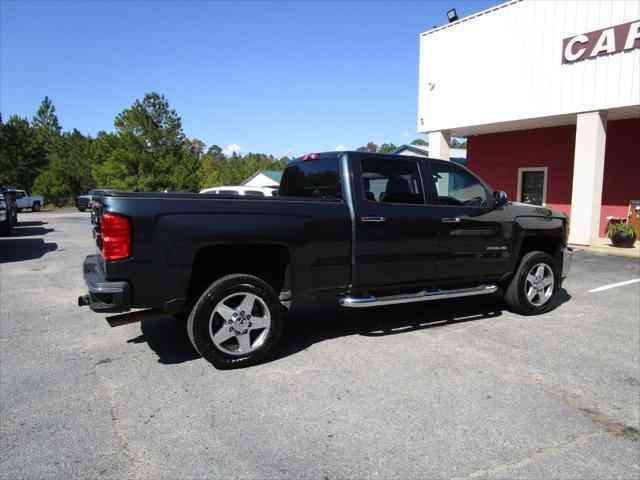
[222, 143, 243, 156]
[335, 144, 349, 151]
[400, 131, 410, 137]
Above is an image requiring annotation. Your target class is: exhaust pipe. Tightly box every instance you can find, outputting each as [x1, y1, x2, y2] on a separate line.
[105, 308, 169, 328]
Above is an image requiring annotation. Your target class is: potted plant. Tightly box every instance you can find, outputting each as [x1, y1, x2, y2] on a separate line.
[606, 222, 637, 248]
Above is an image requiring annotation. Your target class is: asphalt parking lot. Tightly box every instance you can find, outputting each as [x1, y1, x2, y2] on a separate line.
[1, 211, 639, 479]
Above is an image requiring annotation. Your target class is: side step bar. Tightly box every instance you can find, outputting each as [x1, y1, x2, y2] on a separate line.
[340, 284, 497, 308]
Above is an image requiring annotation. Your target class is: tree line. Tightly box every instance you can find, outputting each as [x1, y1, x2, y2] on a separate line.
[0, 93, 290, 206]
[0, 92, 465, 206]
[354, 136, 466, 153]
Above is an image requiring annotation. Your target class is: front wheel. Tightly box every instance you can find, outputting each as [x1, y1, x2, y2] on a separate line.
[504, 251, 559, 315]
[187, 274, 284, 369]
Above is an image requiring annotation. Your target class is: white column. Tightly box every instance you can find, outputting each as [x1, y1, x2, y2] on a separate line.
[428, 130, 451, 160]
[568, 111, 607, 246]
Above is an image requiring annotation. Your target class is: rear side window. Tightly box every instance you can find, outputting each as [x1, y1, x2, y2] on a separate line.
[279, 159, 341, 199]
[361, 158, 424, 205]
[245, 190, 265, 197]
[218, 190, 239, 195]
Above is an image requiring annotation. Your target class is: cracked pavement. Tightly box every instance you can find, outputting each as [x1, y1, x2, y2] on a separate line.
[1, 211, 639, 479]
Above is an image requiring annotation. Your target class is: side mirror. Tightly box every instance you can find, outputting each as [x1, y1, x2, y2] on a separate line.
[493, 190, 508, 207]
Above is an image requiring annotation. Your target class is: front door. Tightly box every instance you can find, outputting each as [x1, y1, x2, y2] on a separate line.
[426, 160, 512, 282]
[353, 156, 440, 289]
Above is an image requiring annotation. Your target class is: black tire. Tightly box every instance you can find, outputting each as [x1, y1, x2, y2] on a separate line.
[78, 207, 86, 212]
[32, 202, 41, 212]
[187, 274, 284, 369]
[17, 208, 23, 213]
[505, 251, 560, 315]
[0, 219, 13, 237]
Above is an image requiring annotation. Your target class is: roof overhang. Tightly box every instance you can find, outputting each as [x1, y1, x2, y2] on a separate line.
[445, 105, 640, 137]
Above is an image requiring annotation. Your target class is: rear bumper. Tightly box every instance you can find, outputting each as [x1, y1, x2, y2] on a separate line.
[80, 254, 130, 313]
[76, 198, 89, 209]
[561, 247, 573, 279]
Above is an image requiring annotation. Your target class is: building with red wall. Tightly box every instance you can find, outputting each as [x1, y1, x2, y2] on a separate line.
[417, 0, 640, 245]
[466, 118, 640, 236]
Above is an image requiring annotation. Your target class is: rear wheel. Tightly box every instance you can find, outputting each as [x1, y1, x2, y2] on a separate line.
[32, 202, 41, 212]
[78, 207, 86, 212]
[187, 274, 284, 369]
[0, 220, 13, 236]
[505, 251, 559, 315]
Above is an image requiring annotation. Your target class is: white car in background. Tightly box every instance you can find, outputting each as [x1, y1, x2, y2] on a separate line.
[15, 190, 45, 211]
[199, 186, 278, 197]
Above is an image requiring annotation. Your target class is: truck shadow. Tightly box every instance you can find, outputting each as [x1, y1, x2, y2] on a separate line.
[10, 226, 55, 237]
[0, 238, 58, 263]
[15, 220, 47, 227]
[132, 290, 571, 366]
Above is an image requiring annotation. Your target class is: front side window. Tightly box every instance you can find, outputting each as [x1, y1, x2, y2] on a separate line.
[360, 158, 424, 205]
[279, 158, 341, 199]
[245, 190, 265, 197]
[430, 163, 489, 207]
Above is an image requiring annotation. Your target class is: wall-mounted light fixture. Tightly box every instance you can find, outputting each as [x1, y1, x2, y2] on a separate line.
[447, 8, 459, 23]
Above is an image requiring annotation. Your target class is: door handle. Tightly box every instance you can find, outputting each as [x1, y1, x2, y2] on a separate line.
[361, 216, 386, 223]
[441, 217, 461, 223]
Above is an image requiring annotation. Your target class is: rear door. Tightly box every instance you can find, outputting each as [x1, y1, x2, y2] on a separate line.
[352, 155, 440, 288]
[425, 160, 512, 282]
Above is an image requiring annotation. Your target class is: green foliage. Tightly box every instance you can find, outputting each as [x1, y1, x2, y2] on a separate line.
[198, 151, 288, 190]
[378, 143, 397, 153]
[1, 92, 290, 203]
[450, 138, 467, 149]
[93, 92, 188, 191]
[356, 142, 379, 153]
[606, 221, 637, 237]
[33, 129, 95, 205]
[0, 115, 41, 188]
[410, 138, 428, 147]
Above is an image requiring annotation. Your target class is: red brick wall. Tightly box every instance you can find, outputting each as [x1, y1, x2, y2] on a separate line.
[466, 118, 640, 237]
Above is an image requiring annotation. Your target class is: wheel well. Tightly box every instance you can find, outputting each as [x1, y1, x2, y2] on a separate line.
[519, 236, 563, 267]
[185, 244, 289, 308]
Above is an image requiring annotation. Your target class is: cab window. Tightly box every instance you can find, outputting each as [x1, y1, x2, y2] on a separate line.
[430, 163, 489, 207]
[279, 159, 341, 199]
[360, 158, 424, 205]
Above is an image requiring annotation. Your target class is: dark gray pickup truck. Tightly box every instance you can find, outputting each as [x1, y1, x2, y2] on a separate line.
[79, 151, 572, 368]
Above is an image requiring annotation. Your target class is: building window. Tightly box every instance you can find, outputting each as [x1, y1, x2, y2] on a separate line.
[517, 167, 548, 206]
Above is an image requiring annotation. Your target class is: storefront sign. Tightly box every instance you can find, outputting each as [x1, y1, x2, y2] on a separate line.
[563, 20, 640, 64]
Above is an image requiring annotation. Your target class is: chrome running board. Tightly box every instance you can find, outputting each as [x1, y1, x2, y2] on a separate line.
[340, 284, 498, 308]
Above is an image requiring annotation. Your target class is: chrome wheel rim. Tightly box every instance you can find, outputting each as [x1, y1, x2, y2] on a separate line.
[209, 292, 271, 356]
[525, 263, 555, 306]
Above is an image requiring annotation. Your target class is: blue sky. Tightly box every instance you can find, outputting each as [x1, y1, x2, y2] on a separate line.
[1, 0, 499, 157]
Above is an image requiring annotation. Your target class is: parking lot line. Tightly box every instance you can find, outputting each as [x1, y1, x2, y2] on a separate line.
[588, 278, 640, 293]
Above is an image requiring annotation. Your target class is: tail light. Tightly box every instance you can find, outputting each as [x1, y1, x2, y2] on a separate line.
[301, 153, 320, 161]
[101, 212, 131, 261]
